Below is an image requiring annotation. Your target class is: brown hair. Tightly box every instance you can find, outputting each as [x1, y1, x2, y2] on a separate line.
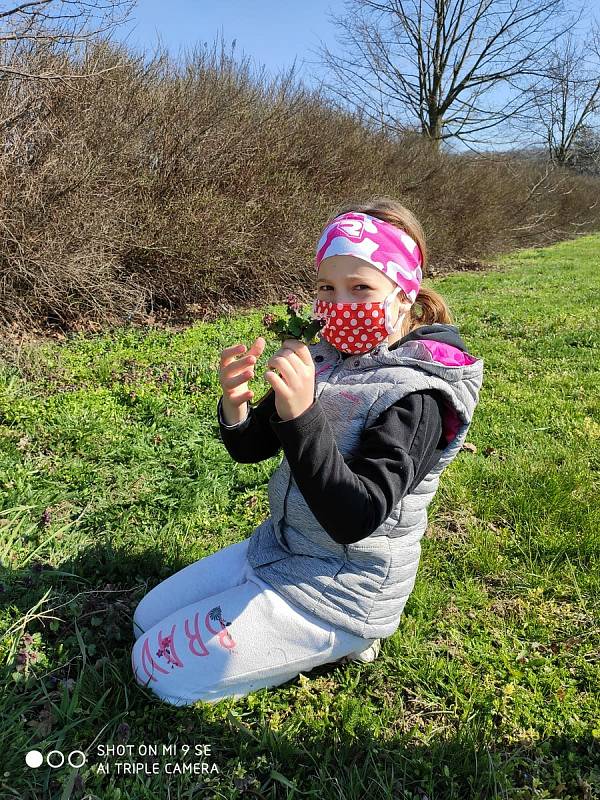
[325, 195, 453, 335]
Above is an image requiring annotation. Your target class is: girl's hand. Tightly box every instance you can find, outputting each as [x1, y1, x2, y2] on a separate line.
[219, 337, 266, 421]
[265, 338, 316, 422]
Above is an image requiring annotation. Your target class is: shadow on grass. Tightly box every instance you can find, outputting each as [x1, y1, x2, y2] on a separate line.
[1, 543, 598, 799]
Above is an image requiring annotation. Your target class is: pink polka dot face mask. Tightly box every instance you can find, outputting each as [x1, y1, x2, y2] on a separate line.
[312, 290, 407, 354]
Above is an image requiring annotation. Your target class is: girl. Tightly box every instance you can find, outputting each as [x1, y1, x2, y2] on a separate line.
[131, 196, 484, 706]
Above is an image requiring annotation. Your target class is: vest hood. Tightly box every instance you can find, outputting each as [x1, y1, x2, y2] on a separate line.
[339, 322, 472, 360]
[311, 322, 483, 439]
[390, 322, 469, 352]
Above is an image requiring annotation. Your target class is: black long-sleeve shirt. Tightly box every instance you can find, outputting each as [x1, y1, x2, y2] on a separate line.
[217, 378, 448, 545]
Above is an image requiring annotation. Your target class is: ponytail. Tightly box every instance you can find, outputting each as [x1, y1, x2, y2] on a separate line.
[406, 284, 454, 331]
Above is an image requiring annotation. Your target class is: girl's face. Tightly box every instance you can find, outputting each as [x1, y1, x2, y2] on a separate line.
[315, 255, 412, 345]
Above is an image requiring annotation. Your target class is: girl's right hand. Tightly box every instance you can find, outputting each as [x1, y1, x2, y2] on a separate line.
[219, 336, 266, 412]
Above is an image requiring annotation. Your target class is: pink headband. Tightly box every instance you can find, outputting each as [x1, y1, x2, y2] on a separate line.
[315, 211, 423, 303]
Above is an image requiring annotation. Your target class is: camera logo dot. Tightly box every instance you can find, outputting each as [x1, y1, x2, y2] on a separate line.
[25, 751, 43, 768]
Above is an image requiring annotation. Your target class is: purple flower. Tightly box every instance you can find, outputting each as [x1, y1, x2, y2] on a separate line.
[285, 294, 303, 314]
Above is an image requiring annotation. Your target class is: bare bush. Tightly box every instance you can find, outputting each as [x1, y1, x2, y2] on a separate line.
[0, 32, 599, 336]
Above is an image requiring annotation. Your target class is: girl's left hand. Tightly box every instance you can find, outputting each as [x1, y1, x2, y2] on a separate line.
[265, 338, 316, 422]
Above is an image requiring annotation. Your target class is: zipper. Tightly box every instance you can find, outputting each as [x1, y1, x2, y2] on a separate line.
[282, 465, 291, 535]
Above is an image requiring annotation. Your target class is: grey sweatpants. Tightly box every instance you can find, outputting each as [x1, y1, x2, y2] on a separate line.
[131, 538, 376, 706]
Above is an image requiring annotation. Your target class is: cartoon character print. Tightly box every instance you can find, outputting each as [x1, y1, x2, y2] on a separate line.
[205, 605, 236, 651]
[155, 626, 182, 668]
[137, 625, 183, 684]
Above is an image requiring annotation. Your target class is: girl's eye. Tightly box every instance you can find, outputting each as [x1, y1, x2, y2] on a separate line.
[318, 286, 370, 291]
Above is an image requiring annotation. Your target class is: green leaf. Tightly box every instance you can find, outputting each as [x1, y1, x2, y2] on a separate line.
[270, 770, 299, 791]
[269, 320, 288, 336]
[288, 317, 302, 336]
[303, 320, 324, 341]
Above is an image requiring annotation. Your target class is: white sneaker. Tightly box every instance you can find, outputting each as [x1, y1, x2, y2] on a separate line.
[338, 638, 381, 665]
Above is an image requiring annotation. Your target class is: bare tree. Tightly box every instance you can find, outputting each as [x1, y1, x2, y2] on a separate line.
[0, 0, 136, 82]
[309, 0, 581, 150]
[519, 23, 600, 165]
[569, 124, 600, 175]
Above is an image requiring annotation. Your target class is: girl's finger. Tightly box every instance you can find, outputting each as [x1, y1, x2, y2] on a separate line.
[265, 370, 289, 396]
[277, 350, 306, 373]
[281, 339, 313, 367]
[249, 336, 266, 357]
[223, 368, 254, 391]
[266, 356, 296, 389]
[223, 354, 256, 378]
[220, 343, 246, 367]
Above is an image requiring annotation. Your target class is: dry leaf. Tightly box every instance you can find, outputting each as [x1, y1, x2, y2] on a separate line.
[27, 706, 55, 737]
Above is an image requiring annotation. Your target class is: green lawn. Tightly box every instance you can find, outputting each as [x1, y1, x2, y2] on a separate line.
[0, 234, 598, 799]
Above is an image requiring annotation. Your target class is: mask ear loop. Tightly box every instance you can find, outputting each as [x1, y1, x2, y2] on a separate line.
[384, 286, 403, 334]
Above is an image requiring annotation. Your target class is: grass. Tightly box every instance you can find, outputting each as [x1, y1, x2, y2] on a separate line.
[0, 233, 598, 799]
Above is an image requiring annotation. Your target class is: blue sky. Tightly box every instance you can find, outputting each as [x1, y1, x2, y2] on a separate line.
[115, 0, 345, 89]
[115, 0, 600, 83]
[113, 0, 600, 151]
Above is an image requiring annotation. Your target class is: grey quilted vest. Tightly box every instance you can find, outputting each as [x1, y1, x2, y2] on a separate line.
[246, 327, 484, 639]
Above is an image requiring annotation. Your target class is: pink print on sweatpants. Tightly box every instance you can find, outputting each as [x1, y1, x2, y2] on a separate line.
[135, 604, 237, 684]
[138, 624, 183, 682]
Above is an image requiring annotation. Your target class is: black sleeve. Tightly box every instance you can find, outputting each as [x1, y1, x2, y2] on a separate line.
[268, 390, 447, 545]
[217, 391, 282, 463]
